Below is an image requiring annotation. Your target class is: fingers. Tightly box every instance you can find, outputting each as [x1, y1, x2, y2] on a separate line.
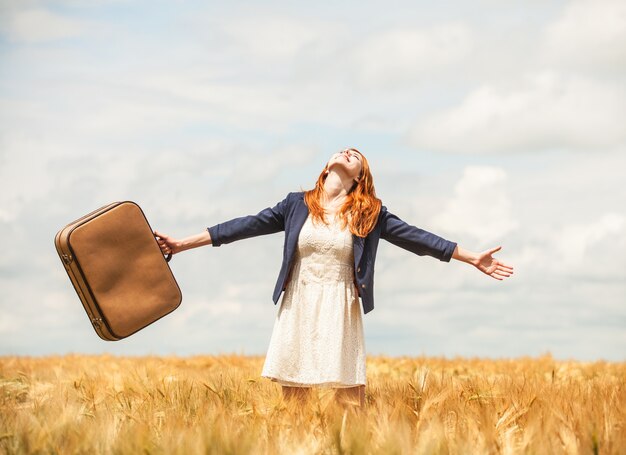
[485, 268, 504, 280]
[158, 242, 171, 254]
[492, 269, 511, 278]
[154, 230, 168, 244]
[153, 230, 173, 254]
[487, 266, 514, 280]
[495, 265, 513, 276]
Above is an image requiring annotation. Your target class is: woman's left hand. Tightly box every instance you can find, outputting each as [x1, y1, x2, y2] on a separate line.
[474, 246, 514, 280]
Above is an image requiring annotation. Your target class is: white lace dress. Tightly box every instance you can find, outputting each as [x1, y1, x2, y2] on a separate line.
[261, 212, 367, 388]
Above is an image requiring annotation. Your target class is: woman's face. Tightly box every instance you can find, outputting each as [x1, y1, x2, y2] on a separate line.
[327, 148, 363, 181]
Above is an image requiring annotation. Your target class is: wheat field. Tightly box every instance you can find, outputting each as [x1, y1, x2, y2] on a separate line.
[0, 353, 624, 454]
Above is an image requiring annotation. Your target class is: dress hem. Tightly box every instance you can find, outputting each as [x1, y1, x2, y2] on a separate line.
[262, 375, 366, 388]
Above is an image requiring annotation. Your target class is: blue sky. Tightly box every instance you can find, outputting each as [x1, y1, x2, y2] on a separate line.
[1, 0, 624, 361]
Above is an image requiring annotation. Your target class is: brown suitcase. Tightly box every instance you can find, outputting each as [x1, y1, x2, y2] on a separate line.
[54, 201, 182, 341]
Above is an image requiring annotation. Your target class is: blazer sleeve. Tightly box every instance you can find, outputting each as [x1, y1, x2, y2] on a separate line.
[207, 192, 291, 247]
[380, 206, 457, 262]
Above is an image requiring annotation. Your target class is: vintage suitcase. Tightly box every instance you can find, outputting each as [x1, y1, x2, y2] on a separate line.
[54, 201, 182, 341]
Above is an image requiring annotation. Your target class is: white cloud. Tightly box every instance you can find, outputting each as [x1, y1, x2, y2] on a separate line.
[555, 212, 625, 267]
[220, 15, 340, 61]
[2, 8, 87, 43]
[542, 0, 626, 71]
[350, 24, 474, 88]
[510, 211, 626, 289]
[407, 71, 626, 153]
[430, 166, 519, 244]
[0, 209, 14, 223]
[0, 132, 59, 222]
[0, 312, 20, 335]
[168, 292, 243, 330]
[548, 212, 626, 273]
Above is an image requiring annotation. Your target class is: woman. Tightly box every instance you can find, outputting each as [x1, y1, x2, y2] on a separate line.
[154, 148, 514, 410]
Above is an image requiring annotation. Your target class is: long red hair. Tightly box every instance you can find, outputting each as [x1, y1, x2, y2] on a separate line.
[303, 148, 382, 238]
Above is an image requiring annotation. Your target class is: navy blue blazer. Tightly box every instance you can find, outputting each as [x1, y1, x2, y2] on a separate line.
[207, 191, 457, 315]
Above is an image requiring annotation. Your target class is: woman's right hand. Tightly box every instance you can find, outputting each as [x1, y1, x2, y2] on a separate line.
[154, 230, 183, 256]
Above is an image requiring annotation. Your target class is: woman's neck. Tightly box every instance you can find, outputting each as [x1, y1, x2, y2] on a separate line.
[323, 171, 353, 202]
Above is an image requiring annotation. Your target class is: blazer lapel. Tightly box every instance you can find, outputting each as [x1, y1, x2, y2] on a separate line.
[287, 195, 309, 253]
[353, 235, 364, 267]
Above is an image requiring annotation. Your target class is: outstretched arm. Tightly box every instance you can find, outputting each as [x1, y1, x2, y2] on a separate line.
[452, 245, 514, 280]
[154, 230, 211, 256]
[153, 192, 291, 256]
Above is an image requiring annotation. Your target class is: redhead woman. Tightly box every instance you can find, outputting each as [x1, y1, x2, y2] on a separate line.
[154, 148, 514, 410]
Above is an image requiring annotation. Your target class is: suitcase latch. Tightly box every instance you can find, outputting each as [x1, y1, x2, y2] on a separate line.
[62, 253, 73, 265]
[91, 318, 103, 329]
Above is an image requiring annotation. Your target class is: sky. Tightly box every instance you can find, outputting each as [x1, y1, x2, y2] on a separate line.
[0, 0, 624, 362]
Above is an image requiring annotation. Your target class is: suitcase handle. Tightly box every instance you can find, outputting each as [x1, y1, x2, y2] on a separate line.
[153, 231, 173, 262]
